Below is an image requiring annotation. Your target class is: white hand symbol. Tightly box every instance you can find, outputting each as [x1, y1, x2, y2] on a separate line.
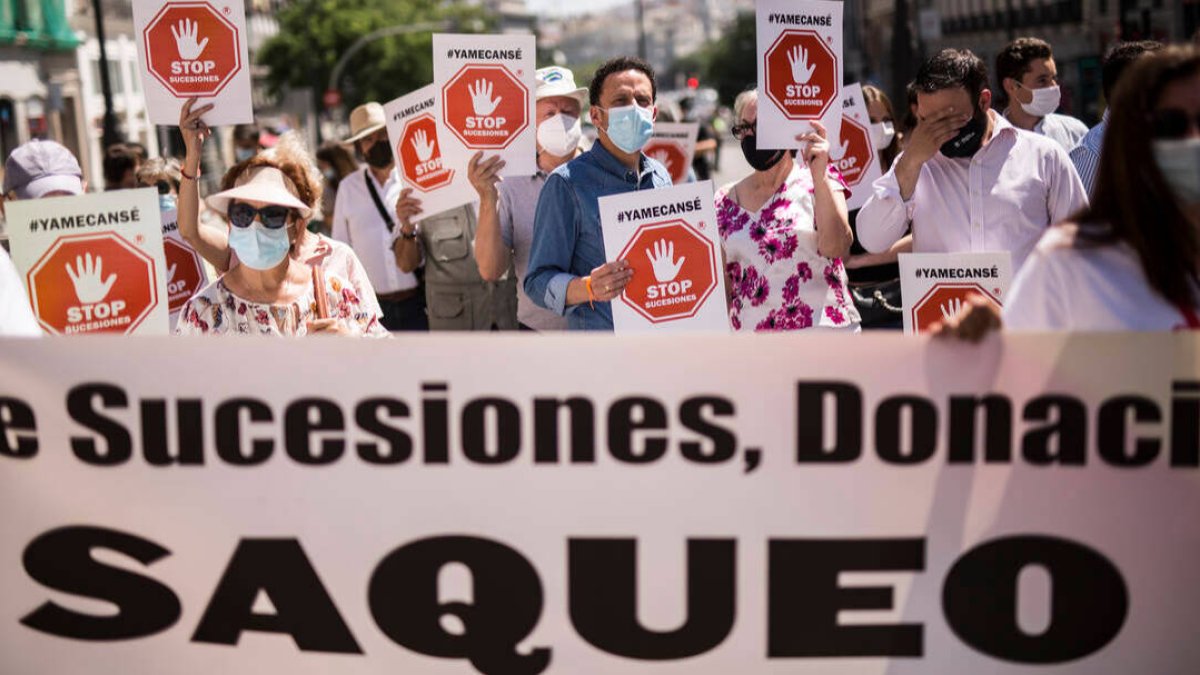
[940, 297, 964, 322]
[468, 79, 501, 116]
[411, 129, 437, 162]
[645, 239, 685, 283]
[829, 138, 850, 161]
[788, 45, 816, 84]
[65, 253, 117, 304]
[167, 263, 178, 283]
[171, 18, 209, 61]
[649, 149, 674, 174]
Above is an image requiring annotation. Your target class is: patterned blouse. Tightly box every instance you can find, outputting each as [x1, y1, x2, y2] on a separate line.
[716, 164, 861, 332]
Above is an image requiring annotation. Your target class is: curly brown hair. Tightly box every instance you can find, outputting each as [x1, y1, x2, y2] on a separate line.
[220, 132, 323, 217]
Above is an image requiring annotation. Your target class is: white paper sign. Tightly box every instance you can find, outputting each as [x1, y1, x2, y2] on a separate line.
[644, 122, 699, 185]
[5, 189, 169, 335]
[755, 0, 844, 151]
[599, 181, 729, 333]
[160, 207, 212, 330]
[899, 251, 1013, 335]
[432, 33, 537, 177]
[132, 0, 254, 126]
[836, 83, 885, 210]
[384, 85, 476, 222]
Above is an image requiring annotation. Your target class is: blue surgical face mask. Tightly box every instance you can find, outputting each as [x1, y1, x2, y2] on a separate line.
[159, 193, 177, 212]
[235, 147, 256, 163]
[229, 221, 292, 270]
[599, 103, 655, 154]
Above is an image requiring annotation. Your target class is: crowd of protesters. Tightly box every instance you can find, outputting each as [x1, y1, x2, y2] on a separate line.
[1, 35, 1197, 337]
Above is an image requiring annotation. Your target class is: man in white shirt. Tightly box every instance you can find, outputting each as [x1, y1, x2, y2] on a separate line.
[332, 102, 426, 331]
[857, 49, 1088, 273]
[995, 37, 1088, 152]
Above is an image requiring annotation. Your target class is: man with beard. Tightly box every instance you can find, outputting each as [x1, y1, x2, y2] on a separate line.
[857, 49, 1087, 273]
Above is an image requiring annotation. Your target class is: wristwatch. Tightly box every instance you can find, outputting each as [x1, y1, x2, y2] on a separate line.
[399, 224, 419, 240]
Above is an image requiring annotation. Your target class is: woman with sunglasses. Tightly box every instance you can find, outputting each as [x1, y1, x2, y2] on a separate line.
[942, 45, 1200, 336]
[174, 123, 387, 336]
[717, 89, 858, 331]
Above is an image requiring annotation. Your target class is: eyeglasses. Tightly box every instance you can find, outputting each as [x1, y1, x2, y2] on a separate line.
[1149, 109, 1200, 140]
[731, 122, 755, 140]
[228, 201, 293, 229]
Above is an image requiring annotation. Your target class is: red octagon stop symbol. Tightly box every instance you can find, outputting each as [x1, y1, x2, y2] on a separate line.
[163, 237, 205, 312]
[144, 2, 242, 97]
[644, 139, 689, 184]
[399, 113, 455, 192]
[911, 283, 1001, 334]
[442, 64, 529, 149]
[832, 115, 874, 188]
[26, 232, 159, 335]
[764, 30, 837, 120]
[618, 220, 717, 323]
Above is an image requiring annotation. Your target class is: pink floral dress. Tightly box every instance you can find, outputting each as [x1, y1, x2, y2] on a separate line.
[175, 272, 388, 337]
[717, 164, 860, 332]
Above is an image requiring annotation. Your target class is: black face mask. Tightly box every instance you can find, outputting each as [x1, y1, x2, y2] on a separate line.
[740, 134, 787, 172]
[365, 141, 394, 169]
[940, 110, 987, 158]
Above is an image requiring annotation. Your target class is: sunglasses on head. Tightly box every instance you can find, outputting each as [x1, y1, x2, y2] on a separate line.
[228, 201, 293, 229]
[1149, 109, 1200, 140]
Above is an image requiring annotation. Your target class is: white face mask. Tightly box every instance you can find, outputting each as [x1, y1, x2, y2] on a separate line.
[537, 113, 582, 158]
[1017, 83, 1061, 118]
[1153, 137, 1200, 205]
[870, 121, 895, 151]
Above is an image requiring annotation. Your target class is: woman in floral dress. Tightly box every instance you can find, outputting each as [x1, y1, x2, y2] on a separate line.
[716, 89, 860, 332]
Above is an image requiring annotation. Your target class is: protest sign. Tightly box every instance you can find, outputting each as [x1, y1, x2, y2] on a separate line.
[433, 33, 537, 177]
[599, 181, 727, 333]
[1, 332, 1199, 674]
[644, 122, 699, 185]
[133, 0, 253, 126]
[158, 206, 211, 330]
[5, 189, 169, 335]
[384, 85, 475, 221]
[756, 0, 844, 151]
[835, 83, 884, 210]
[899, 251, 1013, 335]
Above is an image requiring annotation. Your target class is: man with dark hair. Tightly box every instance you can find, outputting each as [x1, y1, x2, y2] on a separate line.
[1069, 40, 1164, 195]
[857, 49, 1087, 273]
[232, 123, 262, 162]
[995, 37, 1087, 151]
[102, 143, 140, 190]
[524, 56, 673, 331]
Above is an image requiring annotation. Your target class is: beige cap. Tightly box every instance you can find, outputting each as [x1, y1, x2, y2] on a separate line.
[343, 102, 387, 144]
[536, 66, 588, 104]
[205, 165, 312, 220]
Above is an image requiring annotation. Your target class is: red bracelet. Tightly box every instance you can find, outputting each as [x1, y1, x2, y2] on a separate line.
[180, 166, 200, 181]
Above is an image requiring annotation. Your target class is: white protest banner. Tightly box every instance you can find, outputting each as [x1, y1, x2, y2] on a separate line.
[644, 122, 698, 185]
[2, 332, 1199, 674]
[835, 83, 884, 210]
[599, 181, 728, 333]
[159, 206, 212, 330]
[756, 0, 843, 151]
[433, 33, 536, 177]
[133, 0, 253, 126]
[5, 189, 169, 335]
[899, 251, 1013, 335]
[384, 85, 475, 221]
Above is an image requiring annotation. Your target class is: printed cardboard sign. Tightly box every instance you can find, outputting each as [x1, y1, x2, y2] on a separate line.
[899, 251, 1013, 335]
[433, 33, 536, 177]
[133, 0, 253, 126]
[159, 206, 211, 329]
[5, 189, 169, 335]
[600, 181, 728, 333]
[644, 122, 699, 185]
[756, 0, 844, 151]
[384, 85, 475, 221]
[836, 83, 884, 210]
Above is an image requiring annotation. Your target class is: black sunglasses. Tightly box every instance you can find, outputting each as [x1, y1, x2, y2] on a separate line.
[228, 201, 293, 229]
[1149, 109, 1200, 140]
[155, 180, 174, 195]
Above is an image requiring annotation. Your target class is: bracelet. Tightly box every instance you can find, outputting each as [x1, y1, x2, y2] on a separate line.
[180, 165, 200, 181]
[583, 276, 597, 310]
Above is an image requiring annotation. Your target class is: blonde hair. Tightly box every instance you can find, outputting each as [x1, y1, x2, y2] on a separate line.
[733, 89, 758, 122]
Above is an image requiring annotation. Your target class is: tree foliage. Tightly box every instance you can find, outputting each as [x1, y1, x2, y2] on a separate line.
[690, 11, 757, 106]
[257, 0, 493, 111]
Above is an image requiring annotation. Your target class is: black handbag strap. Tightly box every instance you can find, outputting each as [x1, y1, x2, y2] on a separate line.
[364, 168, 395, 232]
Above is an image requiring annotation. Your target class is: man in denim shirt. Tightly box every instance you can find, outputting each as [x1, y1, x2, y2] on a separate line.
[525, 56, 673, 331]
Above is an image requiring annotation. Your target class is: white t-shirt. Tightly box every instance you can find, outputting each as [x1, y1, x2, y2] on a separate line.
[1004, 226, 1199, 331]
[0, 247, 41, 336]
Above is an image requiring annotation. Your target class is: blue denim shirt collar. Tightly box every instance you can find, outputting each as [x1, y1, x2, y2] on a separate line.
[590, 139, 658, 186]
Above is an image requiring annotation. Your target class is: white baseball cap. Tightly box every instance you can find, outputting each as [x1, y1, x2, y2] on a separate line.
[535, 66, 588, 104]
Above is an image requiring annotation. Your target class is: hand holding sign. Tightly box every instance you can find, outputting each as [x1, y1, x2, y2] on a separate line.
[789, 45, 816, 84]
[412, 129, 437, 162]
[66, 253, 118, 304]
[646, 239, 685, 283]
[171, 18, 209, 60]
[468, 79, 501, 116]
[796, 120, 832, 174]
